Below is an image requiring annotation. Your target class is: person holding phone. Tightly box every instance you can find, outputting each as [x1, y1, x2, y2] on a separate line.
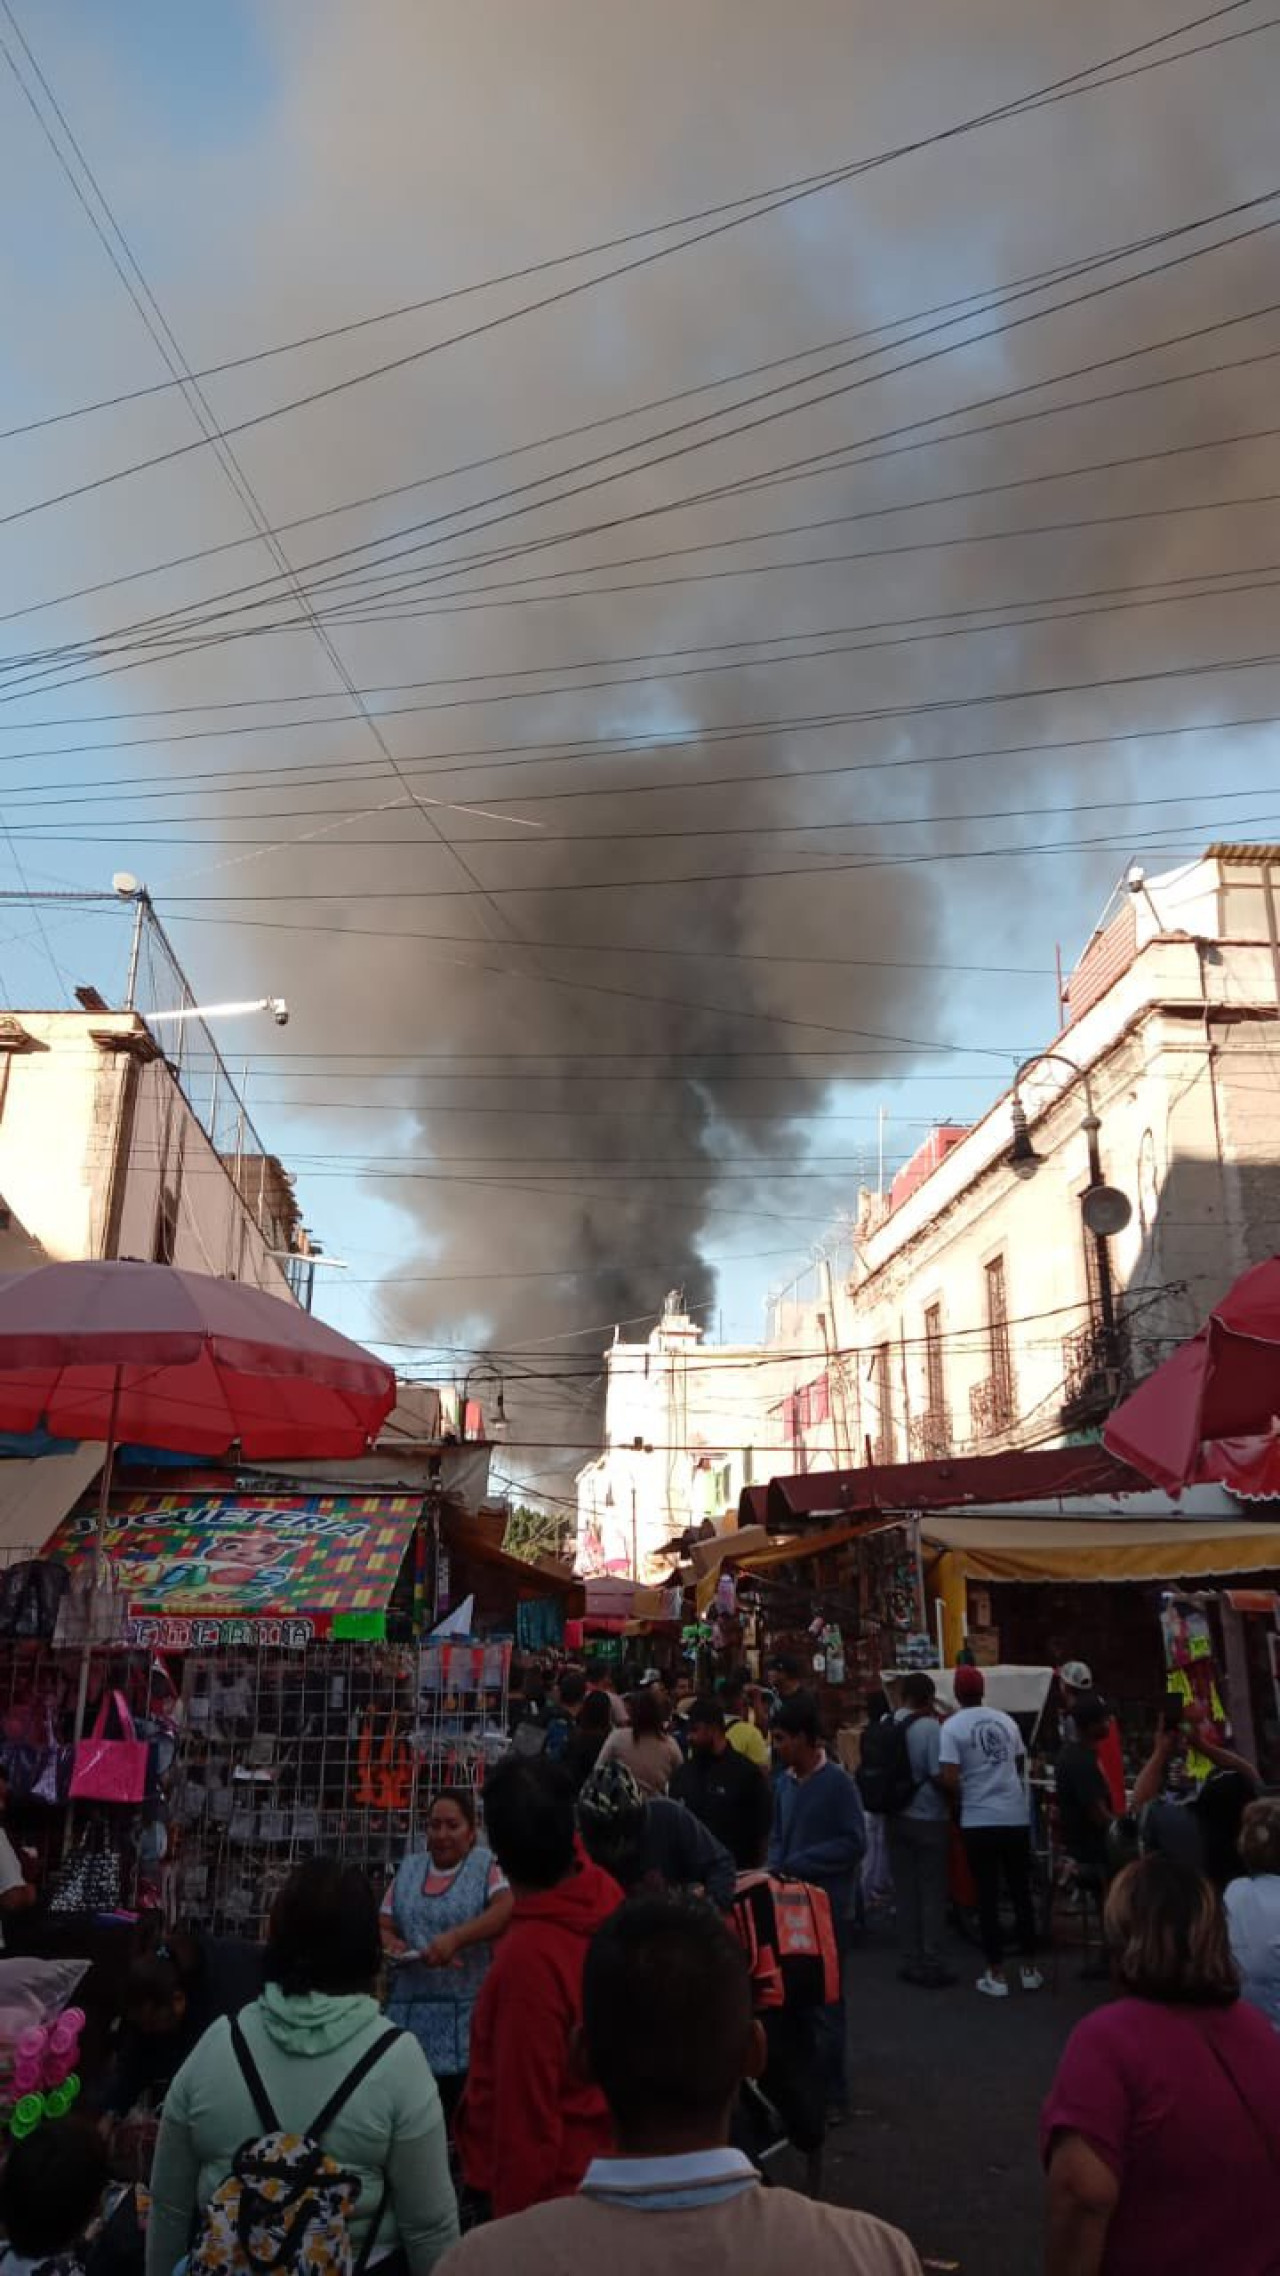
[1131, 1712, 1260, 1891]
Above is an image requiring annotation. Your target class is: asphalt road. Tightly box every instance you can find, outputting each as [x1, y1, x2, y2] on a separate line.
[818, 1913, 1106, 2276]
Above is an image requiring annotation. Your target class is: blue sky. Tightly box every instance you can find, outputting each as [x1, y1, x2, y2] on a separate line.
[1, 2, 1278, 1488]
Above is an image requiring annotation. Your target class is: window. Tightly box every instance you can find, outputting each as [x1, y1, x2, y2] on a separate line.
[872, 1342, 895, 1463]
[923, 1303, 945, 1420]
[985, 1255, 1013, 1422]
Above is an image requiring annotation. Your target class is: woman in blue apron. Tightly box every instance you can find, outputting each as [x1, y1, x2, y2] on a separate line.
[380, 1787, 512, 2122]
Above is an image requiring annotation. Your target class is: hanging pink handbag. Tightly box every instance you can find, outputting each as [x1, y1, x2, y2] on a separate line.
[70, 1690, 148, 1804]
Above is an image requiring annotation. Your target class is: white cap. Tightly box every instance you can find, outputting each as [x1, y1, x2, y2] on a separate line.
[1060, 1659, 1093, 1690]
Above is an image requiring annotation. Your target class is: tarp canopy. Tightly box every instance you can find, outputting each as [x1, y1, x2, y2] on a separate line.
[740, 1444, 1149, 1531]
[921, 1513, 1280, 1664]
[45, 1489, 421, 1646]
[882, 1665, 1055, 1717]
[441, 1515, 583, 1606]
[918, 1513, 1280, 1577]
[0, 1445, 104, 1557]
[735, 1505, 1280, 1665]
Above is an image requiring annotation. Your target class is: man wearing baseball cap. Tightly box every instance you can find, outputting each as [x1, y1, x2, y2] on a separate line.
[938, 1666, 1041, 1999]
[1059, 1659, 1126, 1815]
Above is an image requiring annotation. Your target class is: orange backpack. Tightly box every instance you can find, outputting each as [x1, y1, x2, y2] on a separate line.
[728, 1871, 840, 2012]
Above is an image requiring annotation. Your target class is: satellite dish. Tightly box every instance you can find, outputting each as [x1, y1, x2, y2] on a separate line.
[112, 871, 140, 900]
[1082, 1184, 1133, 1237]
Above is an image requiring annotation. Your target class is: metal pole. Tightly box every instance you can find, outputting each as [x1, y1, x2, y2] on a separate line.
[1081, 1100, 1118, 1348]
[123, 892, 149, 1012]
[67, 1367, 122, 1854]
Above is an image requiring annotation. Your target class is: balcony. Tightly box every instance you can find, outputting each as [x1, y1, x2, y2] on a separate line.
[1061, 1318, 1133, 1431]
[909, 1409, 951, 1461]
[970, 1372, 1016, 1442]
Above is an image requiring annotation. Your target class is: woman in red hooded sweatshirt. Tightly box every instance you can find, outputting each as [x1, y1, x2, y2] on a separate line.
[456, 1755, 622, 2219]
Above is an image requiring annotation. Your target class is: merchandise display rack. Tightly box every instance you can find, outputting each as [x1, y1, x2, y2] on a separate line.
[171, 1637, 511, 1937]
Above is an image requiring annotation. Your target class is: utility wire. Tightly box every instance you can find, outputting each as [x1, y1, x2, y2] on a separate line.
[6, 550, 1273, 752]
[12, 769, 1271, 852]
[0, 1, 1267, 548]
[0, 2, 1261, 449]
[151, 807, 1280, 914]
[1, 175, 1273, 635]
[8, 221, 1279, 702]
[8, 417, 1280, 745]
[0, 3, 539, 946]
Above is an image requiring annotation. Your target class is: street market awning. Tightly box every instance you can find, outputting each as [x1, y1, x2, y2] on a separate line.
[916, 1514, 1280, 1578]
[919, 1513, 1280, 1667]
[0, 1444, 104, 1558]
[740, 1444, 1150, 1531]
[44, 1488, 422, 1646]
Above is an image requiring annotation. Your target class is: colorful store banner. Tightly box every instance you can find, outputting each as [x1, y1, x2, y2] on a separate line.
[45, 1490, 421, 1645]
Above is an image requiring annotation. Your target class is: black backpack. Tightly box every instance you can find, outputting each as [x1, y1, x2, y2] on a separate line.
[856, 1712, 926, 1817]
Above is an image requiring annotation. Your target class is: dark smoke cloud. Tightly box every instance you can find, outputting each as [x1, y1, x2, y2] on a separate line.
[7, 1, 1277, 1484]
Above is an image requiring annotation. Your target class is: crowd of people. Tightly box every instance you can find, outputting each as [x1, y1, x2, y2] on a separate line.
[0, 1652, 1276, 2276]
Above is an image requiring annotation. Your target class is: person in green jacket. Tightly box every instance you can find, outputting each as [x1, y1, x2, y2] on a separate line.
[146, 1860, 459, 2276]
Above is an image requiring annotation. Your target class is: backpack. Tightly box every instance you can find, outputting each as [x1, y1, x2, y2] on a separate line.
[728, 1873, 840, 2012]
[856, 1712, 926, 1818]
[542, 1712, 571, 1764]
[510, 1717, 548, 1758]
[189, 2019, 402, 2276]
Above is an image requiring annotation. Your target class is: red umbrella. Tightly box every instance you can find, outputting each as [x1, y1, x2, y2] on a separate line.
[0, 1259, 395, 1459]
[1103, 1255, 1280, 1495]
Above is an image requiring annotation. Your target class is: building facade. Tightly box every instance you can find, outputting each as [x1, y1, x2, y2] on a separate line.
[576, 847, 1280, 1571]
[836, 847, 1280, 1463]
[575, 1292, 832, 1581]
[0, 1008, 304, 1296]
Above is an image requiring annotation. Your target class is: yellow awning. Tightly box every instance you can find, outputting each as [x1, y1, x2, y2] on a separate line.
[921, 1516, 1280, 1661]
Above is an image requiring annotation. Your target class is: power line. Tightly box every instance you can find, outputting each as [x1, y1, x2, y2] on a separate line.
[320, 478, 1280, 627]
[8, 427, 1280, 762]
[0, 2, 534, 949]
[147, 809, 1280, 920]
[10, 3, 1260, 458]
[11, 234, 1280, 707]
[5, 558, 1278, 796]
[3, 177, 1274, 642]
[12, 764, 1275, 853]
[0, 0, 1266, 562]
[5, 676, 1280, 838]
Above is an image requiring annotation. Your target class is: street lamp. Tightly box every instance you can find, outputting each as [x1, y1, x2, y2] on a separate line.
[458, 1361, 508, 1442]
[1007, 1048, 1132, 1364]
[147, 997, 290, 1028]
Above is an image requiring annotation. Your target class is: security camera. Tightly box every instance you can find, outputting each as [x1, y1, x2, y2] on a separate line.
[1126, 864, 1146, 895]
[269, 998, 289, 1027]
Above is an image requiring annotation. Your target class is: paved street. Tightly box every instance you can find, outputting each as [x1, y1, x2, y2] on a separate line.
[821, 1918, 1105, 2276]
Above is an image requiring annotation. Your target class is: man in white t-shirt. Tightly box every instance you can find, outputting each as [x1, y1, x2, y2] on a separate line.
[938, 1667, 1041, 2001]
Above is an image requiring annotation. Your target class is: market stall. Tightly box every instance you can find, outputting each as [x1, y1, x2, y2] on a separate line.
[731, 1514, 930, 1722]
[31, 1483, 432, 1931]
[920, 1512, 1280, 1777]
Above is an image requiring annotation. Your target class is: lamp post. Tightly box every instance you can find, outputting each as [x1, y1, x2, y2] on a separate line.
[1007, 1049, 1132, 1382]
[457, 1360, 508, 1442]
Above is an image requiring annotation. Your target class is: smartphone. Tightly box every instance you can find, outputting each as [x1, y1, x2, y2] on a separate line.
[1161, 1694, 1185, 1734]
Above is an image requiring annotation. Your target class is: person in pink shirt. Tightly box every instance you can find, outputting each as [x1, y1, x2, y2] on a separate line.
[1042, 1853, 1280, 2273]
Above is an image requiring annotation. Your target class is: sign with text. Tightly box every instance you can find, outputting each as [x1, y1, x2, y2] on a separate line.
[47, 1491, 420, 1633]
